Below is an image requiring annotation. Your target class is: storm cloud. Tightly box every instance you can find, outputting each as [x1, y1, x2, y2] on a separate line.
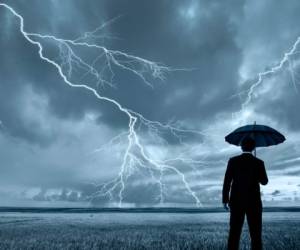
[0, 0, 300, 207]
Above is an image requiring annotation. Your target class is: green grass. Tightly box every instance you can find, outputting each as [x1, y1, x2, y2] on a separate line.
[0, 213, 299, 249]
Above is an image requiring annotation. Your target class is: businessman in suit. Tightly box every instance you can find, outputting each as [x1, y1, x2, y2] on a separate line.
[222, 137, 268, 250]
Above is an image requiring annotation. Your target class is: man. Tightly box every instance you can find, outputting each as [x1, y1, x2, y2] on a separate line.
[222, 137, 268, 250]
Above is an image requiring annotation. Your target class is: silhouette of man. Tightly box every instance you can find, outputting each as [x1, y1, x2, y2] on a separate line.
[222, 137, 268, 250]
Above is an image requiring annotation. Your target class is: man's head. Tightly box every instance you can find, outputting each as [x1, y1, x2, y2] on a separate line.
[241, 137, 256, 152]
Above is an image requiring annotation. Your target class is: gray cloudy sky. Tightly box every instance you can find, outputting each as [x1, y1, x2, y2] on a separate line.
[0, 0, 300, 207]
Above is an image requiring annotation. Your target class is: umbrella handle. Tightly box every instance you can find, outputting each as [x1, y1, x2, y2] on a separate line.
[254, 121, 256, 157]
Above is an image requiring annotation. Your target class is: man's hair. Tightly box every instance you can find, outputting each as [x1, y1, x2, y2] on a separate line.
[241, 137, 256, 152]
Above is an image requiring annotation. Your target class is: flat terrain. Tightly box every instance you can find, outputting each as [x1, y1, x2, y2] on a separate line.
[0, 211, 299, 249]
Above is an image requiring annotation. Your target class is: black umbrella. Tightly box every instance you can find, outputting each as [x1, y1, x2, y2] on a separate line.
[225, 123, 286, 155]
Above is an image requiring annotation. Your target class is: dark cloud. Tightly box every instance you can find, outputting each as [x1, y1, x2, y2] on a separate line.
[271, 190, 280, 196]
[0, 0, 245, 146]
[0, 0, 300, 206]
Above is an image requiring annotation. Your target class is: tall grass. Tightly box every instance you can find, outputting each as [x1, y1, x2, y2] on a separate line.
[0, 215, 299, 249]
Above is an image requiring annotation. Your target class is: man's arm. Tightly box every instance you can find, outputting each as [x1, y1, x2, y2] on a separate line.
[222, 158, 233, 205]
[258, 161, 268, 185]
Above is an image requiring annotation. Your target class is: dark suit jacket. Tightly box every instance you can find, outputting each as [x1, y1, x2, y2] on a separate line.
[222, 153, 268, 208]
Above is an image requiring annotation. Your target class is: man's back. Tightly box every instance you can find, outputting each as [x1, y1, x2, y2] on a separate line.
[223, 137, 269, 250]
[222, 153, 268, 208]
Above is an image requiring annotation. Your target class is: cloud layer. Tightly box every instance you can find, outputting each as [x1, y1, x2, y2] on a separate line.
[0, 0, 300, 207]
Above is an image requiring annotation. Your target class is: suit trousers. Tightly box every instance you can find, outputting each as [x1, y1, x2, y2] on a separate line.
[228, 205, 262, 250]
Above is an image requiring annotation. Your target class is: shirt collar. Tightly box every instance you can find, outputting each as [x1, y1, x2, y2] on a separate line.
[242, 151, 253, 154]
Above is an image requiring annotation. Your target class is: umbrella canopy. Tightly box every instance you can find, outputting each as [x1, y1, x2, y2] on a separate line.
[225, 124, 286, 147]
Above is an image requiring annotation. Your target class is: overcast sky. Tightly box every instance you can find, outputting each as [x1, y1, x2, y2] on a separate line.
[0, 0, 300, 207]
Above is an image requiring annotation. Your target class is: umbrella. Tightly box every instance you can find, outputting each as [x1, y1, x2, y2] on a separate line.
[225, 123, 285, 155]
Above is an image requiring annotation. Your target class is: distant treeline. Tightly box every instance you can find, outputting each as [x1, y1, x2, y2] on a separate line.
[0, 207, 300, 213]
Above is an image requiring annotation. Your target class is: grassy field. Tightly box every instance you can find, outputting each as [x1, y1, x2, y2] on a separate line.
[0, 212, 299, 249]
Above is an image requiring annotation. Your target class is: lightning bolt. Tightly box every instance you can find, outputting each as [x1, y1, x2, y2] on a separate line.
[235, 36, 300, 113]
[0, 3, 203, 207]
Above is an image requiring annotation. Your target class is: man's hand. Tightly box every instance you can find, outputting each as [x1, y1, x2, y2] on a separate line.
[223, 203, 229, 211]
